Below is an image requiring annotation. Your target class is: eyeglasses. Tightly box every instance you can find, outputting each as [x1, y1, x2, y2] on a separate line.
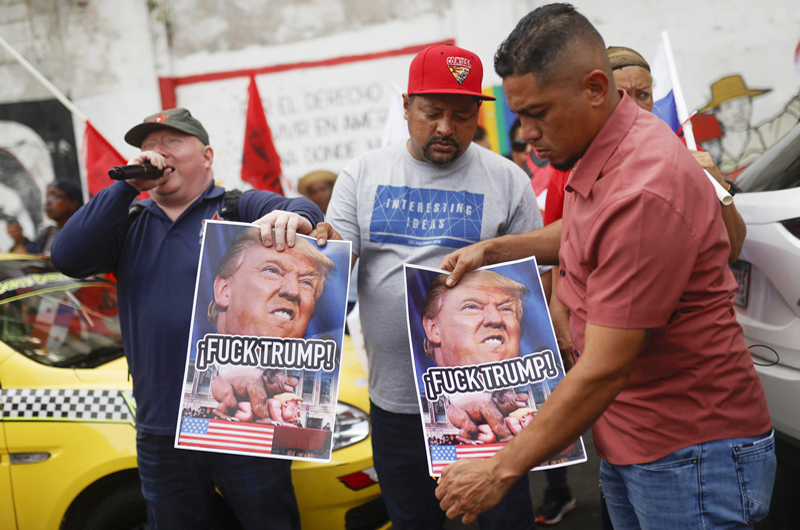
[510, 140, 530, 153]
[46, 191, 68, 201]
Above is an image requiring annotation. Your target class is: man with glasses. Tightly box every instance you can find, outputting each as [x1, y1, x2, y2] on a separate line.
[52, 108, 322, 530]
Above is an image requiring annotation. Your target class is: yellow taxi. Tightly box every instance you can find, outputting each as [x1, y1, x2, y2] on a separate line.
[0, 254, 390, 530]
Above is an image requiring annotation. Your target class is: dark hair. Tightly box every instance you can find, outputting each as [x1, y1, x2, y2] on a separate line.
[49, 179, 84, 207]
[494, 3, 605, 84]
[508, 117, 522, 144]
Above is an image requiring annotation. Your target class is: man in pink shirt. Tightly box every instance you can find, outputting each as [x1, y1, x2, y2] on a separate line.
[434, 4, 775, 529]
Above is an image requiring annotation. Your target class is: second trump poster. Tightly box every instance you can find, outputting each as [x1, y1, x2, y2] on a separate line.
[404, 257, 587, 476]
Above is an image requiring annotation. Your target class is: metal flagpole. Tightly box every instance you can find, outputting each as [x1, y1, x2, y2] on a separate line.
[660, 30, 732, 206]
[0, 34, 93, 201]
[0, 35, 88, 122]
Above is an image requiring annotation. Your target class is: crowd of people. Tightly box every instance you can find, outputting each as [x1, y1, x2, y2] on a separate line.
[46, 3, 775, 530]
[428, 434, 458, 446]
[181, 406, 216, 419]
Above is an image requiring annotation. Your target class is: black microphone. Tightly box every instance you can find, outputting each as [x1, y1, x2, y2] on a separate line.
[108, 163, 165, 181]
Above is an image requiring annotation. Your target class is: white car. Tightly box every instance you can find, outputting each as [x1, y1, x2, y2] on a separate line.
[729, 123, 800, 455]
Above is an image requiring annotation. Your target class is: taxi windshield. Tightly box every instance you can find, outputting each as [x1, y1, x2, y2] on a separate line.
[0, 258, 124, 368]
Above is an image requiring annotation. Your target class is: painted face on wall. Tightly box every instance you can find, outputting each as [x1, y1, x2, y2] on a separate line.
[715, 96, 753, 132]
[612, 66, 654, 112]
[424, 280, 523, 367]
[404, 93, 480, 166]
[214, 244, 323, 338]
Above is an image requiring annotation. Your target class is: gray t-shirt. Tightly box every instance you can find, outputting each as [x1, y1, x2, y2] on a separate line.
[329, 141, 543, 413]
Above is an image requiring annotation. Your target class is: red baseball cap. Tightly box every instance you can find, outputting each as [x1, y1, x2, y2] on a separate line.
[408, 44, 496, 101]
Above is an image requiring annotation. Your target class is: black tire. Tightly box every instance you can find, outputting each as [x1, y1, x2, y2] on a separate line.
[82, 482, 149, 530]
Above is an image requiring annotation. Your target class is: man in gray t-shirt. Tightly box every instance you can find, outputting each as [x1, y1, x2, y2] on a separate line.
[327, 44, 542, 530]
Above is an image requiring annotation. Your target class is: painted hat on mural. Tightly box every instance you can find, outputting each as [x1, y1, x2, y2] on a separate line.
[699, 75, 771, 113]
[408, 44, 496, 101]
[124, 107, 210, 148]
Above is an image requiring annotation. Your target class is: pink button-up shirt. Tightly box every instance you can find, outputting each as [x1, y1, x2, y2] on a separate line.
[557, 92, 771, 465]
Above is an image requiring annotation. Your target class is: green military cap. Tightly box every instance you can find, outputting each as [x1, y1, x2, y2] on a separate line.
[124, 107, 210, 148]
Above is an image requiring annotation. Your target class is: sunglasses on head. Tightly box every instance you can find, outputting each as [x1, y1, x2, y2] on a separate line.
[511, 140, 530, 153]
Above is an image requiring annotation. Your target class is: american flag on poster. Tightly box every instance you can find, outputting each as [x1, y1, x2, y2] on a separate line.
[179, 417, 275, 454]
[430, 443, 505, 475]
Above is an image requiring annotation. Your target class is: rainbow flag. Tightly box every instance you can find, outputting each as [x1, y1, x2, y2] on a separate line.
[478, 85, 518, 157]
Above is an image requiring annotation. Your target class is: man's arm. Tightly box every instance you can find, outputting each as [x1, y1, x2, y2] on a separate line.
[309, 221, 358, 271]
[438, 220, 561, 286]
[50, 181, 140, 278]
[324, 166, 361, 271]
[690, 151, 746, 262]
[719, 202, 746, 263]
[239, 191, 324, 250]
[436, 189, 702, 523]
[435, 324, 645, 524]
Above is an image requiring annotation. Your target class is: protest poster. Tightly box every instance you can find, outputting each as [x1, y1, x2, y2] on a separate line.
[175, 220, 351, 463]
[404, 257, 587, 476]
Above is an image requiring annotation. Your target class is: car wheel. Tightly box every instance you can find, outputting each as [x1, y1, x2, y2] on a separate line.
[82, 482, 149, 530]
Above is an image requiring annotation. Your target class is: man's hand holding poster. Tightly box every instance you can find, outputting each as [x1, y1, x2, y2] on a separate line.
[404, 257, 587, 476]
[175, 220, 351, 463]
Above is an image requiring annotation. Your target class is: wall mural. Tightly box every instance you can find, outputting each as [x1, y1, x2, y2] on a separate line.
[694, 75, 800, 178]
[0, 99, 80, 253]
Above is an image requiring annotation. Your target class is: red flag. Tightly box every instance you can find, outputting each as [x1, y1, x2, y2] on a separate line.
[241, 75, 283, 194]
[83, 121, 150, 200]
[82, 121, 127, 197]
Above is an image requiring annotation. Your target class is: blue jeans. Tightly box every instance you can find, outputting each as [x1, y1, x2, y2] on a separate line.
[137, 432, 300, 530]
[370, 401, 536, 530]
[599, 430, 776, 530]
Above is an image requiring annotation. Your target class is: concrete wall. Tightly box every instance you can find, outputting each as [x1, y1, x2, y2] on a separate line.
[0, 0, 798, 247]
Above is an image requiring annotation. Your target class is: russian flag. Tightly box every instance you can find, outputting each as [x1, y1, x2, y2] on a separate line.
[651, 41, 681, 133]
[650, 31, 732, 205]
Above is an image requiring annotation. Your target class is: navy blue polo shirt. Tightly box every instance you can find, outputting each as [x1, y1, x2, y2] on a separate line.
[52, 180, 323, 435]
